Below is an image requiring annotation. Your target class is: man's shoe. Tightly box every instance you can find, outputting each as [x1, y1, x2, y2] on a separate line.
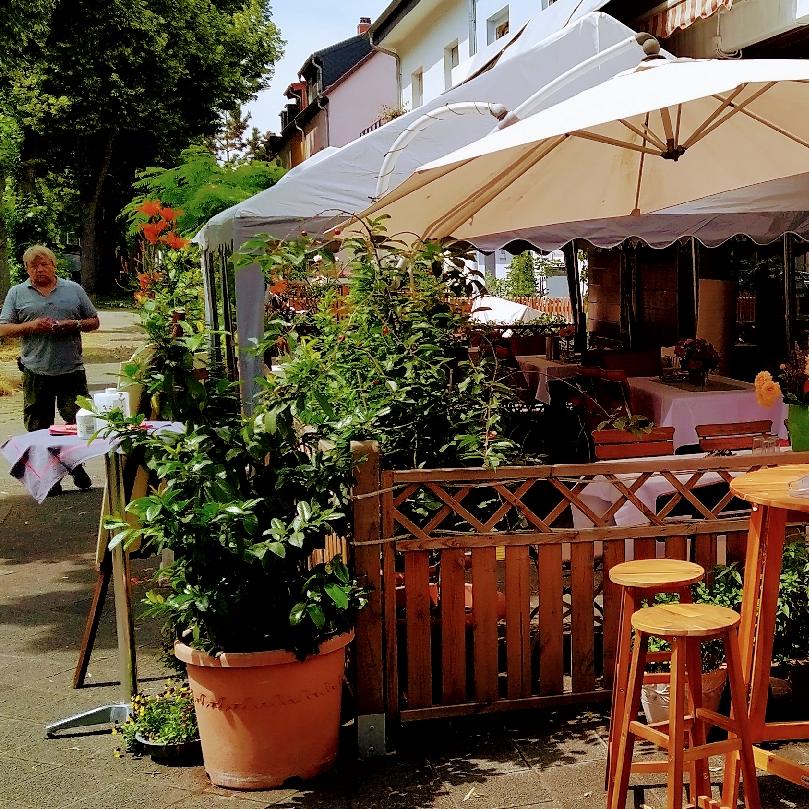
[71, 465, 92, 490]
[48, 482, 63, 498]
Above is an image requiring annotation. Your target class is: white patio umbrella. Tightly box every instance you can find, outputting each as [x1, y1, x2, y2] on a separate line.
[469, 295, 545, 324]
[353, 47, 809, 242]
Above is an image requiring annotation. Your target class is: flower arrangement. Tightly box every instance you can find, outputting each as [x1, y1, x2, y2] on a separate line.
[674, 337, 720, 373]
[114, 680, 198, 754]
[755, 347, 809, 407]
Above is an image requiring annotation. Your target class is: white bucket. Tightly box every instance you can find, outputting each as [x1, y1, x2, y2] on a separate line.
[641, 667, 727, 724]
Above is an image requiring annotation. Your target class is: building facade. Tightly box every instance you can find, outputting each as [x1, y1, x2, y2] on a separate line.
[269, 18, 398, 169]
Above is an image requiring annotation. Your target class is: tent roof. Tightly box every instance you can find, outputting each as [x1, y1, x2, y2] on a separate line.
[194, 11, 644, 251]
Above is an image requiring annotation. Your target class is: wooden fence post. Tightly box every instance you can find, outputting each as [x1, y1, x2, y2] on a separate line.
[350, 440, 387, 757]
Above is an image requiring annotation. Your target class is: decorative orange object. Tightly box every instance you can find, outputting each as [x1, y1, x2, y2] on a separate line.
[161, 231, 190, 250]
[175, 632, 353, 790]
[137, 199, 163, 217]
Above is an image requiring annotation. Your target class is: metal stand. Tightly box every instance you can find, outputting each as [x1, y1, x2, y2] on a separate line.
[46, 452, 137, 736]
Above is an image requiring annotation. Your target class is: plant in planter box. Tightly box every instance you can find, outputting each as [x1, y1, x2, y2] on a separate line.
[104, 390, 368, 790]
[115, 681, 200, 763]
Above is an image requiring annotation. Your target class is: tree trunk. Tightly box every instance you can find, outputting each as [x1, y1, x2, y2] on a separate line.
[79, 135, 114, 294]
[0, 165, 10, 301]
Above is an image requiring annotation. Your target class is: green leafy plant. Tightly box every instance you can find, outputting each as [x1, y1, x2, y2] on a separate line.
[693, 538, 809, 664]
[103, 383, 368, 659]
[122, 146, 286, 238]
[115, 681, 198, 752]
[120, 202, 209, 421]
[238, 220, 521, 470]
[596, 413, 654, 435]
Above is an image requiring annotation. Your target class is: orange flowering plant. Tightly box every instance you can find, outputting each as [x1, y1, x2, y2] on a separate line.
[122, 199, 208, 421]
[755, 347, 809, 408]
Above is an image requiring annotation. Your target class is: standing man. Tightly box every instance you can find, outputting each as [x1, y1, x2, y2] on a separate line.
[0, 245, 100, 494]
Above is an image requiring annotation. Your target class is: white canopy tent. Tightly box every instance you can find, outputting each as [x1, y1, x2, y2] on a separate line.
[194, 12, 642, 252]
[195, 12, 650, 405]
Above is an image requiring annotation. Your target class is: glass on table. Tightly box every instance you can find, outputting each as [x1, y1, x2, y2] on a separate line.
[751, 434, 779, 455]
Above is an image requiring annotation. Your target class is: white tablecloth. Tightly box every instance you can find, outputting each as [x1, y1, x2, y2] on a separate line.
[572, 452, 736, 529]
[627, 375, 788, 449]
[515, 356, 579, 404]
[0, 422, 181, 503]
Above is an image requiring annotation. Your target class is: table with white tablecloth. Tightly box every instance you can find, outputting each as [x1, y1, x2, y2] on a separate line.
[627, 375, 788, 449]
[571, 452, 740, 529]
[515, 355, 580, 404]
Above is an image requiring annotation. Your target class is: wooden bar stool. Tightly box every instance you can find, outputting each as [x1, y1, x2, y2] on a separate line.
[607, 603, 761, 809]
[606, 559, 705, 789]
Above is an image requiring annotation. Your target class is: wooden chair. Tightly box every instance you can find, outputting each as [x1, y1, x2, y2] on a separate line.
[605, 560, 705, 793]
[593, 426, 675, 460]
[695, 420, 773, 452]
[608, 603, 761, 809]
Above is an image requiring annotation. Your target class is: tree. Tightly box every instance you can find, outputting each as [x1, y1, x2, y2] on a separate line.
[212, 108, 252, 163]
[16, 0, 284, 292]
[123, 145, 286, 237]
[504, 251, 540, 297]
[245, 127, 275, 162]
[0, 0, 56, 297]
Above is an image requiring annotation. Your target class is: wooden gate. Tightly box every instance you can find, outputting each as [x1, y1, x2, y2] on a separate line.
[350, 449, 809, 753]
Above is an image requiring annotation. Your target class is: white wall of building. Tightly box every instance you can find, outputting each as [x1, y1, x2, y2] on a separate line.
[395, 1, 472, 108]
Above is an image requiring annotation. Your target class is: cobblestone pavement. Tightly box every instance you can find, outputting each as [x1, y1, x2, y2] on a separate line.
[0, 312, 807, 808]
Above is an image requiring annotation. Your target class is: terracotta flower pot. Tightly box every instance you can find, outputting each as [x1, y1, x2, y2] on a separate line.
[175, 631, 353, 790]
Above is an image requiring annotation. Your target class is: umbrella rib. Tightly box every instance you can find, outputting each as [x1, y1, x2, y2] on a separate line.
[674, 104, 682, 144]
[568, 129, 661, 156]
[684, 83, 775, 148]
[695, 85, 809, 151]
[424, 135, 568, 238]
[618, 119, 667, 152]
[680, 84, 747, 149]
[659, 106, 674, 142]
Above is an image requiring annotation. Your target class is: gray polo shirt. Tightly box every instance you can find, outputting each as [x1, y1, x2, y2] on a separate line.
[0, 278, 98, 375]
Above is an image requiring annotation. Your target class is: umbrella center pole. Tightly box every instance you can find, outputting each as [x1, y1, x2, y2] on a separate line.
[661, 140, 686, 161]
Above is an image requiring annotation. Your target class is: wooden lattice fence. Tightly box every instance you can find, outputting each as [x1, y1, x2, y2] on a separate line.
[350, 448, 809, 752]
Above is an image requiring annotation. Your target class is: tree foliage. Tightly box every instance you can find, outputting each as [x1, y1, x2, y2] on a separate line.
[6, 0, 284, 292]
[123, 146, 285, 238]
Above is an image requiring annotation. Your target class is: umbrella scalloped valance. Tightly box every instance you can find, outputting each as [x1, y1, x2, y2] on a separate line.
[642, 0, 733, 40]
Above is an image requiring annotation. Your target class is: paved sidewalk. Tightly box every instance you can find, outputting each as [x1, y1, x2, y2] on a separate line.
[0, 313, 808, 808]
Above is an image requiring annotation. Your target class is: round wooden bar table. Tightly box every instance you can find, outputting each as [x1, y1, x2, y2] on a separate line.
[723, 464, 809, 803]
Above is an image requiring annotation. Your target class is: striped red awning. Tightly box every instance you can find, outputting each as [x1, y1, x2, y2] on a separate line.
[642, 0, 733, 40]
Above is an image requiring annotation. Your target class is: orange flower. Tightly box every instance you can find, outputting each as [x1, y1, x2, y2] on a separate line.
[160, 231, 190, 250]
[141, 220, 169, 244]
[160, 206, 183, 222]
[137, 199, 163, 218]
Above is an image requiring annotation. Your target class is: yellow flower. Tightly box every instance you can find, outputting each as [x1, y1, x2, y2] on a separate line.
[756, 379, 782, 408]
[754, 370, 773, 389]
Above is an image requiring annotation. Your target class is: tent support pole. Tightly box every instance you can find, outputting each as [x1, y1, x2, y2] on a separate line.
[563, 240, 585, 352]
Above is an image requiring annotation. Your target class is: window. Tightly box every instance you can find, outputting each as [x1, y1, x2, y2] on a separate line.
[411, 68, 423, 108]
[487, 6, 509, 44]
[443, 41, 459, 90]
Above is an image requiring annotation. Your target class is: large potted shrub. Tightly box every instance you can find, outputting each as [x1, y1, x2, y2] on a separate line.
[106, 386, 367, 790]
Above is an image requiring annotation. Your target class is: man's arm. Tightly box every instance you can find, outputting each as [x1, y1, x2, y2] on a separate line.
[52, 316, 100, 335]
[0, 318, 61, 338]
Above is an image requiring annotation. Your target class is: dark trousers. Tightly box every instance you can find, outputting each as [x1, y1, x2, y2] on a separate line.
[23, 369, 89, 432]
